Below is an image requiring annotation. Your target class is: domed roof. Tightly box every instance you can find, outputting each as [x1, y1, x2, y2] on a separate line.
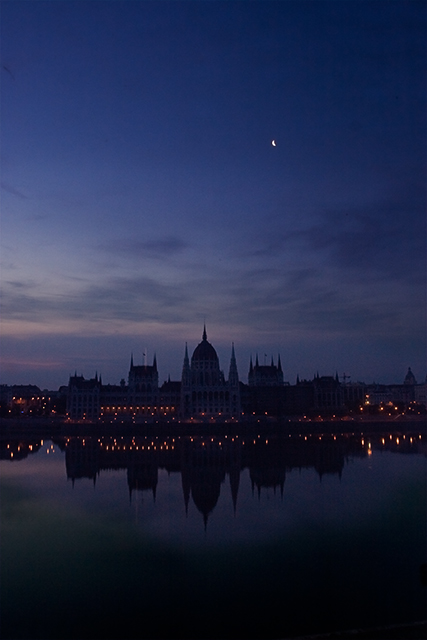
[404, 367, 417, 385]
[191, 326, 219, 362]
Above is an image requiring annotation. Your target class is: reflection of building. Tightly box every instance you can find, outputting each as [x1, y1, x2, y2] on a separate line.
[56, 433, 383, 525]
[127, 461, 158, 501]
[180, 326, 240, 421]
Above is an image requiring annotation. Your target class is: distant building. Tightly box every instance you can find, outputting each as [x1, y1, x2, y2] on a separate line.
[63, 344, 424, 422]
[159, 378, 181, 418]
[313, 374, 344, 411]
[414, 378, 427, 405]
[67, 374, 101, 420]
[66, 327, 240, 422]
[248, 355, 284, 387]
[404, 367, 417, 385]
[180, 326, 240, 420]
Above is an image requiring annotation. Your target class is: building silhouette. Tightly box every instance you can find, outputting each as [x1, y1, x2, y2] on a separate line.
[64, 328, 425, 421]
[248, 354, 284, 386]
[180, 326, 240, 420]
[67, 326, 240, 421]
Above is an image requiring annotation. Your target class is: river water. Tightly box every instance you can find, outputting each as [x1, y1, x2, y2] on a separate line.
[1, 426, 426, 639]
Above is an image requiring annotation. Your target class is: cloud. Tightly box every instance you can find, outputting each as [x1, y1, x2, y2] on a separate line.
[247, 188, 425, 288]
[1, 182, 28, 199]
[2, 209, 424, 347]
[99, 236, 189, 260]
[304, 197, 425, 284]
[1, 275, 190, 326]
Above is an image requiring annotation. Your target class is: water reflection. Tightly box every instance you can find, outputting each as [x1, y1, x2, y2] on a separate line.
[2, 431, 425, 527]
[1, 428, 426, 639]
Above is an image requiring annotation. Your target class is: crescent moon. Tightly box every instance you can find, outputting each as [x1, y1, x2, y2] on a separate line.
[271, 140, 276, 147]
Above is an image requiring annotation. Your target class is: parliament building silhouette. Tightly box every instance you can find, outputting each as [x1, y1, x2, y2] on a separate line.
[66, 326, 421, 422]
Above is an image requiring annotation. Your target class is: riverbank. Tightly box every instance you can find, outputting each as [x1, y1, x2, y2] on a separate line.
[1, 414, 425, 440]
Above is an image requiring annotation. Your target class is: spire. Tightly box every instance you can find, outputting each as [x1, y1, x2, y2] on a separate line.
[202, 324, 207, 341]
[278, 354, 282, 373]
[181, 342, 191, 386]
[130, 353, 134, 369]
[153, 353, 157, 371]
[228, 342, 239, 387]
[255, 354, 259, 367]
[249, 356, 253, 374]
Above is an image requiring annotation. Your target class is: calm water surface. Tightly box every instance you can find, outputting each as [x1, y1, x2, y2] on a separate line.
[1, 428, 426, 639]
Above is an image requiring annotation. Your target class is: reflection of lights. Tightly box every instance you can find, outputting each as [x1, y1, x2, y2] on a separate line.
[396, 438, 399, 445]
[367, 449, 372, 456]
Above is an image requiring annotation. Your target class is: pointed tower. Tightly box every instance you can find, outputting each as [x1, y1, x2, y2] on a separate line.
[277, 354, 284, 384]
[181, 343, 191, 386]
[228, 343, 239, 387]
[228, 343, 240, 418]
[180, 343, 192, 418]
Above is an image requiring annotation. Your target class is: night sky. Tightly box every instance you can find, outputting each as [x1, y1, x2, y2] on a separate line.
[1, 0, 425, 389]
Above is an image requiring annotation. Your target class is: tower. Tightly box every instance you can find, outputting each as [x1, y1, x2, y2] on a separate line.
[128, 354, 159, 412]
[180, 326, 240, 421]
[228, 343, 240, 416]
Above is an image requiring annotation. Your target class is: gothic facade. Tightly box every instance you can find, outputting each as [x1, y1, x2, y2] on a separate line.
[66, 327, 240, 421]
[248, 355, 284, 386]
[180, 326, 240, 420]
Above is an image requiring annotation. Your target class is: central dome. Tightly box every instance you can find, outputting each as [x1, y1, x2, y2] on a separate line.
[191, 326, 219, 362]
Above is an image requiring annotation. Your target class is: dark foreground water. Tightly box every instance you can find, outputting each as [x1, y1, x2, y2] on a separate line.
[1, 426, 426, 639]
